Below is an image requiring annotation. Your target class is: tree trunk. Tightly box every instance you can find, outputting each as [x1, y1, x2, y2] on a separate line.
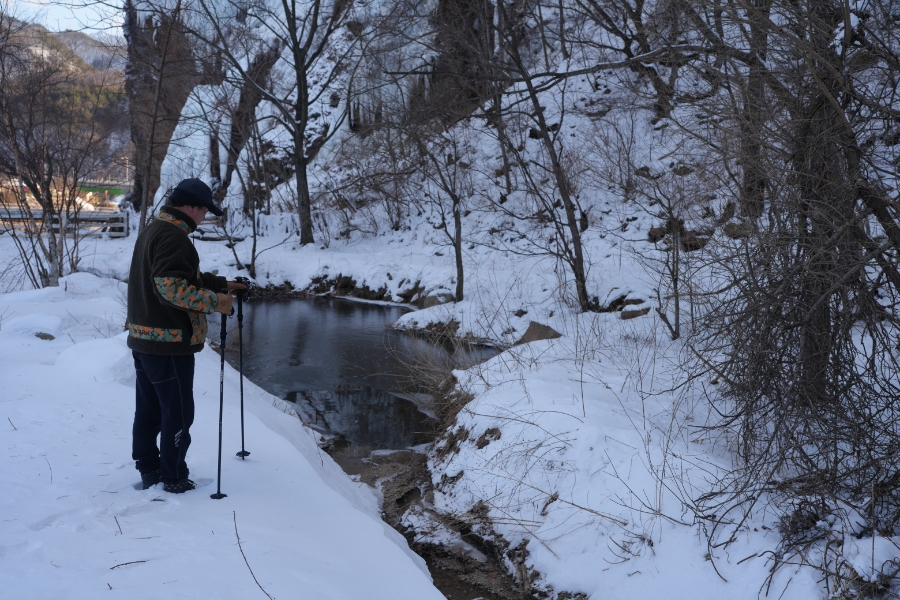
[453, 199, 464, 301]
[739, 0, 770, 221]
[291, 33, 314, 245]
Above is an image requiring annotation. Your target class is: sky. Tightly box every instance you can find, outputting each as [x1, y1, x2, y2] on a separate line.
[19, 0, 121, 33]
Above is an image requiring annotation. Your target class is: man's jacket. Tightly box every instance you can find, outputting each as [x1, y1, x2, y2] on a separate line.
[126, 206, 227, 355]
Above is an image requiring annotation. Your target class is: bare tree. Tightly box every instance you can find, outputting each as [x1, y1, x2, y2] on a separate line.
[209, 42, 281, 211]
[123, 0, 223, 230]
[408, 126, 473, 302]
[0, 12, 125, 287]
[194, 0, 357, 245]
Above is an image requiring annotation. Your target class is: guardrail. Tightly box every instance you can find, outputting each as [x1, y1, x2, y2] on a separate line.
[0, 209, 130, 238]
[78, 180, 133, 190]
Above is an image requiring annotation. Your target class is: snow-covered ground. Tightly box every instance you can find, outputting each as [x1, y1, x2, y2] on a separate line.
[0, 273, 444, 599]
[0, 230, 806, 600]
[5, 212, 900, 598]
[414, 314, 798, 599]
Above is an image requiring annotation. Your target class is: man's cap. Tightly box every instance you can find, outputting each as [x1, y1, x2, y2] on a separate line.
[169, 178, 224, 216]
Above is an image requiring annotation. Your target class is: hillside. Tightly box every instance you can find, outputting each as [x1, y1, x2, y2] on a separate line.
[53, 29, 125, 70]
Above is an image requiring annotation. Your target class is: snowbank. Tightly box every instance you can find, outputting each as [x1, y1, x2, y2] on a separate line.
[0, 273, 443, 599]
[422, 313, 822, 599]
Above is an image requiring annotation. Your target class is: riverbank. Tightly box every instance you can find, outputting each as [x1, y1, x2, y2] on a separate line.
[0, 273, 445, 599]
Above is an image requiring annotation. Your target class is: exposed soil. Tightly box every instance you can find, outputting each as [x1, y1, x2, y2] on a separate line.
[327, 442, 535, 600]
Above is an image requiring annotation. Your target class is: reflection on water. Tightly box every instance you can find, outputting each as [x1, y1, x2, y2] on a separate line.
[213, 297, 495, 449]
[285, 389, 434, 447]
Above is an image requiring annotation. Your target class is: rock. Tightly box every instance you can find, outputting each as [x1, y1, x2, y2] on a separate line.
[599, 294, 628, 313]
[648, 225, 668, 243]
[398, 280, 424, 303]
[346, 20, 365, 36]
[422, 292, 455, 308]
[681, 230, 710, 251]
[475, 427, 501, 449]
[723, 221, 751, 238]
[515, 321, 562, 345]
[620, 307, 651, 320]
[635, 165, 661, 179]
[717, 201, 736, 224]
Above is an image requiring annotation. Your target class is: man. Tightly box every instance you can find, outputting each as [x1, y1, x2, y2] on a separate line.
[126, 178, 246, 493]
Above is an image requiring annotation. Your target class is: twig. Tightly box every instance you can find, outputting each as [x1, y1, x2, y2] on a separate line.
[110, 560, 146, 570]
[114, 516, 122, 535]
[473, 469, 628, 526]
[43, 456, 52, 483]
[708, 548, 729, 583]
[7, 417, 16, 431]
[234, 511, 274, 600]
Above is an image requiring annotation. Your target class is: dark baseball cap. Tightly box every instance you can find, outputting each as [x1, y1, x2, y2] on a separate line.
[169, 178, 224, 216]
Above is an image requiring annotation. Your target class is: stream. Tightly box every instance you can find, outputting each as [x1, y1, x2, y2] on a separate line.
[212, 297, 526, 600]
[216, 297, 490, 448]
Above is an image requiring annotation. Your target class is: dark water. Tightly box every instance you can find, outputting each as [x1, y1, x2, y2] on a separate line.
[213, 298, 494, 450]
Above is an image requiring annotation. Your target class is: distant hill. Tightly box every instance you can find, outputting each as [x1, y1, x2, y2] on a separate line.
[52, 30, 125, 71]
[9, 20, 87, 71]
[8, 18, 124, 73]
[3, 17, 131, 183]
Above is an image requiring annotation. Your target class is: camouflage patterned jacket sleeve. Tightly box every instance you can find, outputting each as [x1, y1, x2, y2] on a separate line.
[148, 232, 227, 314]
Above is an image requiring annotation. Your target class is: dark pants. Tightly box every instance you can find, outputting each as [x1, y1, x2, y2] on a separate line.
[132, 351, 195, 484]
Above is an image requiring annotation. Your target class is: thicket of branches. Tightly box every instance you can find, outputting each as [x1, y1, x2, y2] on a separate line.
[302, 0, 900, 589]
[7, 0, 900, 590]
[537, 0, 900, 591]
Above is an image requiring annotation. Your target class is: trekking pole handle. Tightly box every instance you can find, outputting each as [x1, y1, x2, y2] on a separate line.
[234, 276, 252, 302]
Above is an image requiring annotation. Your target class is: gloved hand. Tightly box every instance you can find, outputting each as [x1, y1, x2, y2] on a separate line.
[215, 293, 234, 314]
[227, 280, 249, 294]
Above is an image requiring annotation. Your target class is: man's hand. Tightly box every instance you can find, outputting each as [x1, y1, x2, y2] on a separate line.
[226, 280, 249, 295]
[215, 293, 234, 314]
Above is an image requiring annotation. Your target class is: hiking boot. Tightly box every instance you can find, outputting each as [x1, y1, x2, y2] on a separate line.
[163, 478, 197, 494]
[140, 469, 161, 490]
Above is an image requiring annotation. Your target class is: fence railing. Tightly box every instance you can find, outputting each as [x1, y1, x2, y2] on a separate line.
[78, 179, 132, 190]
[0, 209, 129, 238]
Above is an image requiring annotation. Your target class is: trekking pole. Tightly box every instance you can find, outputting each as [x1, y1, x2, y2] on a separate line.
[211, 309, 229, 500]
[235, 276, 250, 459]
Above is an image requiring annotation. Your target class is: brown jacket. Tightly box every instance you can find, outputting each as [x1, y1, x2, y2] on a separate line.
[126, 207, 226, 355]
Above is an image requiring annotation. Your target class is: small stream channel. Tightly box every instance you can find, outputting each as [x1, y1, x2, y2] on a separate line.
[213, 297, 524, 600]
[221, 298, 435, 446]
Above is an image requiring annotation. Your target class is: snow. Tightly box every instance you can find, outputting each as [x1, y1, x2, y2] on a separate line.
[422, 321, 785, 599]
[4, 213, 900, 598]
[2, 163, 894, 600]
[0, 273, 444, 599]
[0, 212, 868, 600]
[3, 0, 898, 593]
